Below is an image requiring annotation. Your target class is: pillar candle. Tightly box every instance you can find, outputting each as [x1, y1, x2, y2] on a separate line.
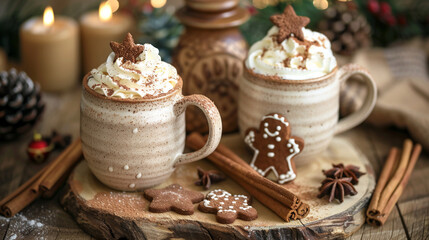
[20, 7, 79, 92]
[80, 3, 133, 74]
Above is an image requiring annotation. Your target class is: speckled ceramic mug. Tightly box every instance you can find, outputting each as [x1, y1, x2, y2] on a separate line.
[238, 64, 377, 165]
[81, 74, 222, 191]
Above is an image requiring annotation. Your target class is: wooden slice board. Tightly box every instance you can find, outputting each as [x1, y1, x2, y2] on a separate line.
[61, 134, 375, 240]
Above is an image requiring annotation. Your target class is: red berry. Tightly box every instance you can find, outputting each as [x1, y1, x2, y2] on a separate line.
[247, 6, 258, 15]
[367, 0, 380, 14]
[379, 2, 392, 15]
[397, 15, 407, 25]
[384, 15, 397, 26]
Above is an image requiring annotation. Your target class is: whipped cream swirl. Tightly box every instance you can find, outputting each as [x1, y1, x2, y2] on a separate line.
[88, 44, 178, 98]
[246, 26, 337, 80]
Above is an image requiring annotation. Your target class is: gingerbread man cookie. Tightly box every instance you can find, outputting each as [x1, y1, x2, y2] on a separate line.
[144, 184, 204, 215]
[198, 189, 258, 224]
[244, 113, 304, 184]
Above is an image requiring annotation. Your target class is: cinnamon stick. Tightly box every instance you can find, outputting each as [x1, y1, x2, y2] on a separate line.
[297, 202, 310, 218]
[41, 167, 70, 199]
[367, 143, 422, 226]
[0, 138, 82, 217]
[214, 139, 311, 218]
[367, 147, 399, 217]
[187, 133, 301, 209]
[1, 188, 41, 217]
[218, 141, 310, 219]
[376, 139, 413, 213]
[40, 139, 82, 192]
[0, 163, 50, 217]
[30, 139, 80, 193]
[0, 164, 48, 208]
[203, 135, 254, 171]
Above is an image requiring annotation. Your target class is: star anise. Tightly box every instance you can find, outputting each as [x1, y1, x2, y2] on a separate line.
[45, 131, 72, 150]
[317, 177, 357, 203]
[110, 33, 145, 63]
[195, 167, 226, 190]
[323, 163, 365, 185]
[270, 5, 310, 43]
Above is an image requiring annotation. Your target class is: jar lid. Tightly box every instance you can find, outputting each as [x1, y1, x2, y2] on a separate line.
[186, 0, 239, 12]
[176, 0, 249, 29]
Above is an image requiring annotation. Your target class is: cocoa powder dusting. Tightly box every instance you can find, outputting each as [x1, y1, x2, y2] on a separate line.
[283, 57, 291, 68]
[113, 77, 131, 90]
[107, 89, 114, 96]
[261, 48, 268, 58]
[87, 192, 148, 219]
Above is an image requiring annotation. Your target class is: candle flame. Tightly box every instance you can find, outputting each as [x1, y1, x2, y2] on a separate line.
[313, 0, 329, 10]
[151, 0, 166, 8]
[43, 6, 54, 26]
[99, 1, 112, 21]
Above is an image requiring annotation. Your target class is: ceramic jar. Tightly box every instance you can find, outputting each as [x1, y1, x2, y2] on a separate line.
[172, 0, 249, 133]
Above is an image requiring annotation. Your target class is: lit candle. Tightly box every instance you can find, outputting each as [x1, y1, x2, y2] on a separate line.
[20, 6, 79, 92]
[80, 1, 134, 74]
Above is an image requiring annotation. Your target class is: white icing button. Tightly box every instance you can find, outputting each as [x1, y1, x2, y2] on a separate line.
[274, 114, 278, 118]
[263, 134, 268, 139]
[124, 165, 129, 170]
[264, 122, 269, 127]
[132, 128, 138, 134]
[108, 166, 113, 172]
[268, 144, 275, 149]
[276, 126, 281, 131]
[287, 143, 292, 147]
[267, 152, 275, 157]
[290, 149, 294, 153]
[276, 137, 281, 142]
[129, 183, 135, 188]
[136, 173, 142, 179]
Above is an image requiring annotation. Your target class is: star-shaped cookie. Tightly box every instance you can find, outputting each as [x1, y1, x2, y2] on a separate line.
[270, 5, 310, 43]
[144, 184, 204, 215]
[110, 33, 145, 63]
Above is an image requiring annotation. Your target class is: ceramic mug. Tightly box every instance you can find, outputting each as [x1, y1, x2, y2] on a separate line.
[81, 74, 222, 191]
[238, 64, 377, 165]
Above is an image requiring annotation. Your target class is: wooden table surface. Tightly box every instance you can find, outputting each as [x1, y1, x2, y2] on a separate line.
[0, 86, 428, 240]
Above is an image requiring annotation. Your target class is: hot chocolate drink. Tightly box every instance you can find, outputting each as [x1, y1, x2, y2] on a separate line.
[81, 33, 222, 191]
[238, 6, 377, 164]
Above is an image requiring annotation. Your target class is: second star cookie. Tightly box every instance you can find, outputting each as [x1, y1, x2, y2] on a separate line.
[144, 184, 204, 215]
[244, 113, 304, 184]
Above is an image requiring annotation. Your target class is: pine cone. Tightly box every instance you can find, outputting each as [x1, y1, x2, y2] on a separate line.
[317, 2, 371, 55]
[0, 69, 44, 141]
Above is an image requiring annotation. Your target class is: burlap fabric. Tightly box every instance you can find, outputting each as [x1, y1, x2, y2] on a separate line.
[340, 39, 429, 151]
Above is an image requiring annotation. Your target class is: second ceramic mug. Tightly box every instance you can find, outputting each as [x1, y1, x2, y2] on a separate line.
[81, 74, 222, 191]
[238, 64, 377, 165]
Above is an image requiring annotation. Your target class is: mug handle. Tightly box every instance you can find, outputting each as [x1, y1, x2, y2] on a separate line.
[173, 94, 222, 167]
[334, 63, 377, 135]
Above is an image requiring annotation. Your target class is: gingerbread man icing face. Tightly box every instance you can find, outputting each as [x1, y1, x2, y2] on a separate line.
[245, 113, 304, 183]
